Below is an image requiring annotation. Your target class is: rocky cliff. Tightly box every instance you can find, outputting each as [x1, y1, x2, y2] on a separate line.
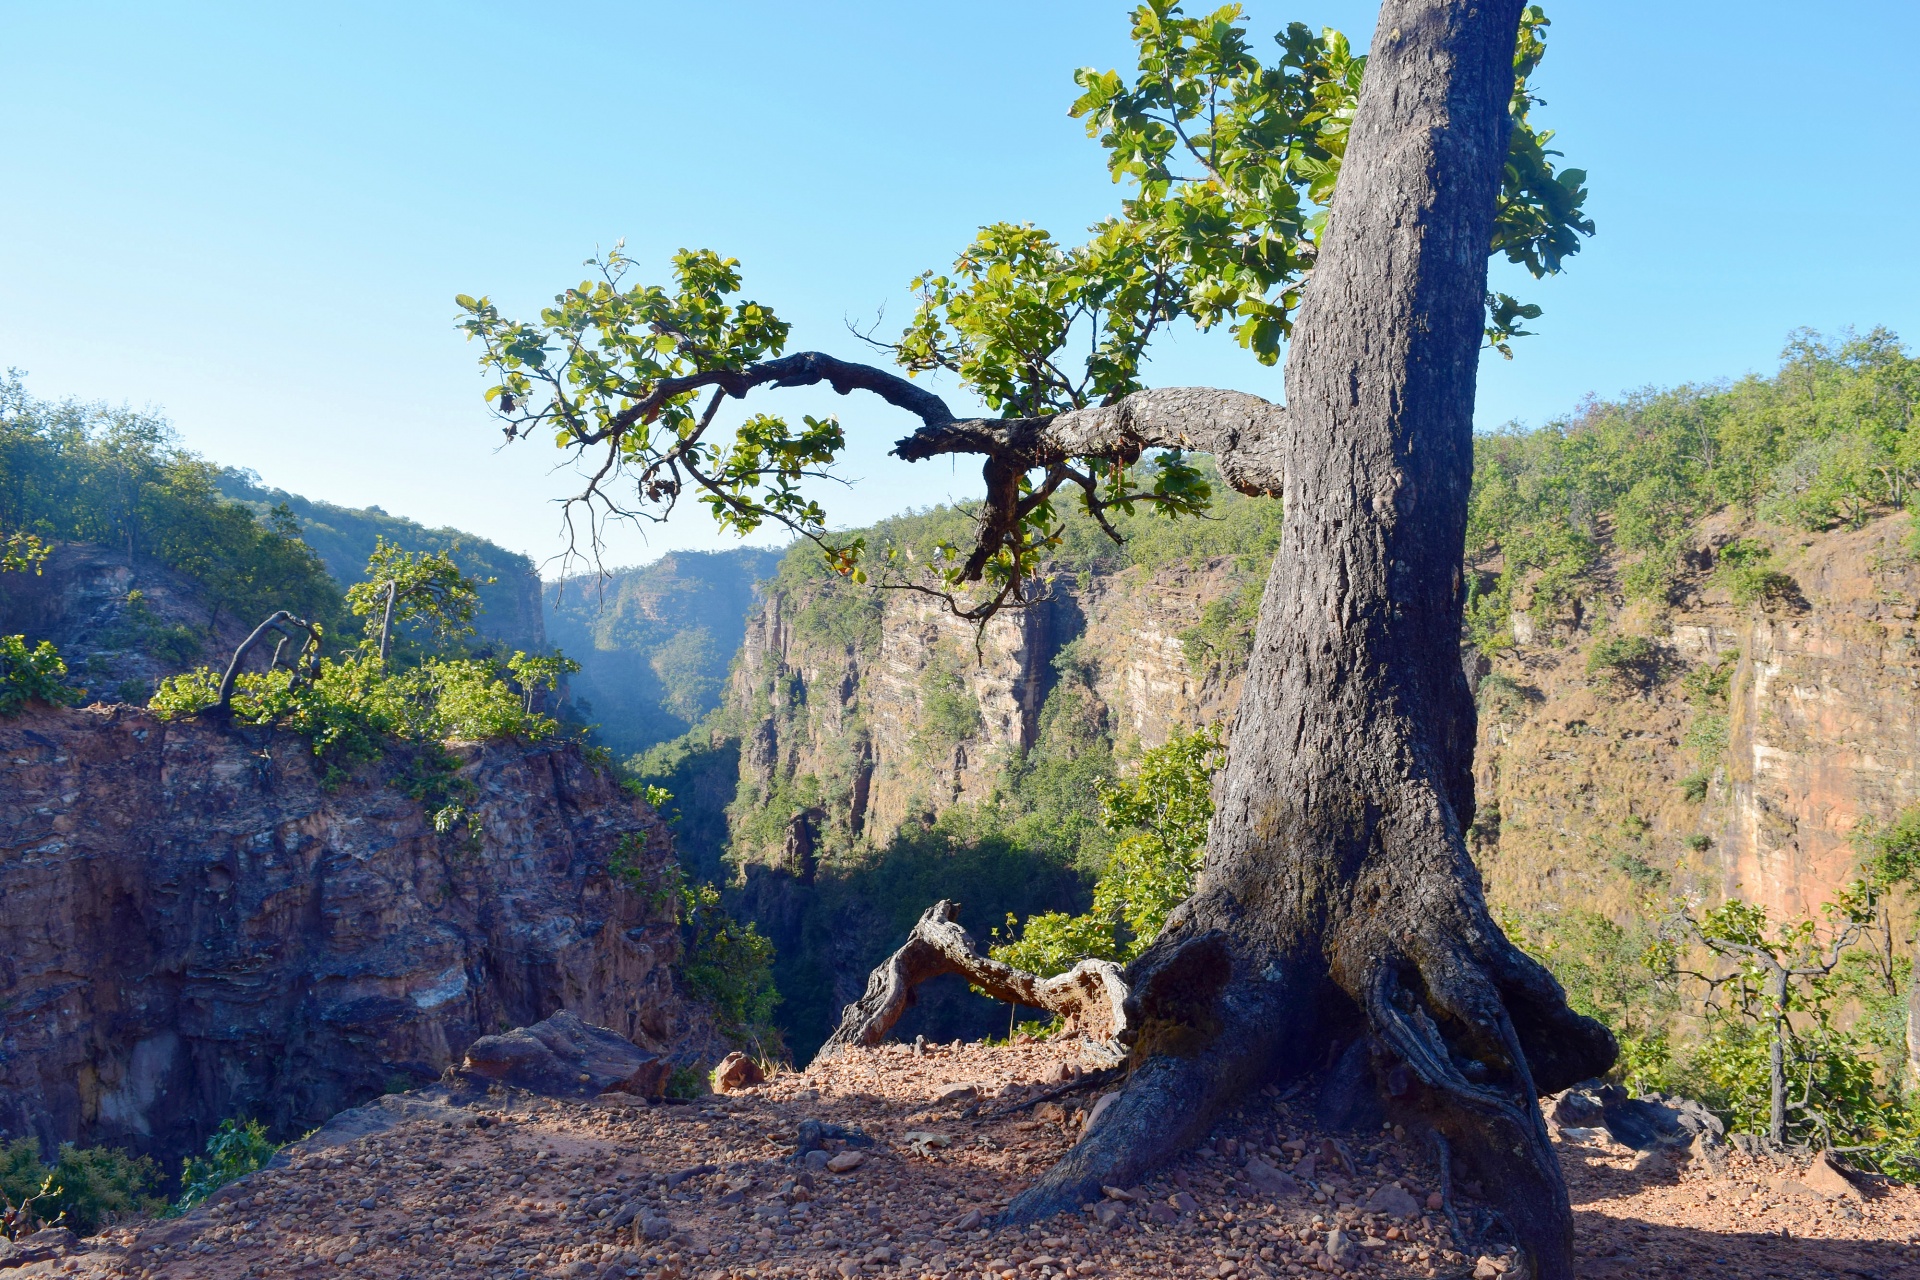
[1475, 509, 1920, 923]
[0, 704, 703, 1167]
[723, 510, 1920, 931]
[725, 554, 1250, 869]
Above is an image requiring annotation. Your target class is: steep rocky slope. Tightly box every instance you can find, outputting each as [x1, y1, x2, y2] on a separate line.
[688, 507, 1919, 1060]
[1474, 509, 1920, 923]
[0, 703, 708, 1168]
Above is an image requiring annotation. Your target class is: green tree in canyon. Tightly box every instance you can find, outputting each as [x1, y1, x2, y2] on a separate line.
[462, 3, 1612, 1273]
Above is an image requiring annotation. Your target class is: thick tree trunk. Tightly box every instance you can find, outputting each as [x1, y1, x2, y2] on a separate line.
[988, 3, 1613, 1276]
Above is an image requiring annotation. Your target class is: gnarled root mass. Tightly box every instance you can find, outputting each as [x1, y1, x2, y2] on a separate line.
[828, 892, 1613, 1280]
[819, 900, 1131, 1057]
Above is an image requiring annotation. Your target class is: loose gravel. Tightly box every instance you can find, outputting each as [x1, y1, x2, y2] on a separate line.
[38, 1040, 1920, 1280]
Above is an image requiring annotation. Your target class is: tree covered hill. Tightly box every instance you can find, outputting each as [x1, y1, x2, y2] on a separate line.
[216, 468, 544, 654]
[544, 548, 783, 758]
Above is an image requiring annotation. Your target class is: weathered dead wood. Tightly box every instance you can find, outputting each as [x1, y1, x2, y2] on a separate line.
[821, 901, 1131, 1056]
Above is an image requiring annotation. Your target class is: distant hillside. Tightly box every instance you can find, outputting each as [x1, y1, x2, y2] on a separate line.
[544, 548, 783, 757]
[217, 469, 544, 652]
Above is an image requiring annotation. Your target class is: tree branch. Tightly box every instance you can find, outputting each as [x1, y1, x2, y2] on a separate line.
[821, 901, 1132, 1055]
[891, 385, 1286, 498]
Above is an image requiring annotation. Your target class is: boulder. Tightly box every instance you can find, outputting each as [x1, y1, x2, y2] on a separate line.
[1801, 1152, 1867, 1202]
[1363, 1183, 1422, 1219]
[1243, 1157, 1300, 1198]
[712, 1051, 765, 1093]
[461, 1011, 669, 1098]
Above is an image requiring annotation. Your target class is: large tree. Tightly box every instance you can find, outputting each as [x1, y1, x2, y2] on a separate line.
[461, 1, 1613, 1273]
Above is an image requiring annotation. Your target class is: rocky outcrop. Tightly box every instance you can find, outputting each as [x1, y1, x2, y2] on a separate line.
[1476, 510, 1920, 921]
[0, 542, 252, 699]
[0, 704, 705, 1166]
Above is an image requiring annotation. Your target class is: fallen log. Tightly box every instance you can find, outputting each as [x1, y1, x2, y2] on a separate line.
[821, 900, 1130, 1055]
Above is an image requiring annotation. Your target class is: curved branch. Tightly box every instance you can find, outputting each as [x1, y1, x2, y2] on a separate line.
[821, 901, 1131, 1055]
[891, 386, 1287, 498]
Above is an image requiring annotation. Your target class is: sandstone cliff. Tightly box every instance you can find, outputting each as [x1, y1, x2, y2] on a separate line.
[0, 704, 703, 1167]
[724, 511, 1920, 926]
[1476, 509, 1920, 922]
[724, 555, 1251, 869]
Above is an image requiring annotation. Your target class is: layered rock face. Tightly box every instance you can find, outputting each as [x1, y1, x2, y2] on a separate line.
[730, 513, 1919, 923]
[0, 704, 699, 1165]
[728, 556, 1248, 864]
[1476, 510, 1920, 922]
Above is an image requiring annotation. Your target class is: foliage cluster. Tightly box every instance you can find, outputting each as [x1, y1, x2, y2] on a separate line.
[1516, 824, 1920, 1177]
[0, 1139, 163, 1238]
[460, 4, 1585, 617]
[990, 723, 1226, 976]
[172, 1119, 279, 1214]
[216, 468, 544, 654]
[0, 633, 81, 717]
[0, 373, 342, 632]
[1466, 329, 1920, 653]
[148, 546, 575, 789]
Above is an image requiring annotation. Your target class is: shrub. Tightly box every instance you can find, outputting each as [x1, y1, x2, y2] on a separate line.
[0, 635, 81, 716]
[1679, 770, 1711, 803]
[1586, 633, 1658, 684]
[0, 1138, 163, 1237]
[1715, 539, 1798, 607]
[174, 1119, 278, 1213]
[1179, 578, 1263, 680]
[150, 651, 569, 787]
[678, 881, 782, 1057]
[990, 724, 1226, 975]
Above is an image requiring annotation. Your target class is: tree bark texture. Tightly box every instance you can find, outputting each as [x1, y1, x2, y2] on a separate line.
[821, 901, 1130, 1055]
[976, 4, 1614, 1275]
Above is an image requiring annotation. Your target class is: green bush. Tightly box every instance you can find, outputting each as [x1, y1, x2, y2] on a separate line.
[1179, 578, 1263, 680]
[1716, 540, 1798, 606]
[174, 1119, 278, 1213]
[991, 724, 1226, 975]
[1586, 633, 1658, 683]
[0, 1138, 163, 1237]
[678, 881, 782, 1057]
[1505, 908, 1677, 1095]
[150, 650, 571, 787]
[0, 635, 81, 716]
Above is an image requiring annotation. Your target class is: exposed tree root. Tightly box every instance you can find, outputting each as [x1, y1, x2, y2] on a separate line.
[819, 901, 1131, 1056]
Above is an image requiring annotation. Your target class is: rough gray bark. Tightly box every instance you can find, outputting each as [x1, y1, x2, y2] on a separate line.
[829, 4, 1614, 1275]
[821, 901, 1130, 1055]
[989, 4, 1613, 1275]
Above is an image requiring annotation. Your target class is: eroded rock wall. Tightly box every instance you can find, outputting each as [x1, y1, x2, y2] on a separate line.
[1476, 511, 1920, 922]
[727, 558, 1249, 863]
[0, 705, 700, 1165]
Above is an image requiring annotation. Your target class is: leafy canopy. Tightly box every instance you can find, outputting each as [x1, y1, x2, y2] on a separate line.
[345, 537, 485, 663]
[459, 4, 1589, 612]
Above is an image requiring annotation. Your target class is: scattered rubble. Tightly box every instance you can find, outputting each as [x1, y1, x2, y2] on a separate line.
[24, 1042, 1920, 1280]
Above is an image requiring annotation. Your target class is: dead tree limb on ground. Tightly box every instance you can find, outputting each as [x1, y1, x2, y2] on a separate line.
[820, 901, 1131, 1056]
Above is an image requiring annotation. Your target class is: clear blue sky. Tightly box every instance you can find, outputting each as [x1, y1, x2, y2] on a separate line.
[3, 2, 1916, 572]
